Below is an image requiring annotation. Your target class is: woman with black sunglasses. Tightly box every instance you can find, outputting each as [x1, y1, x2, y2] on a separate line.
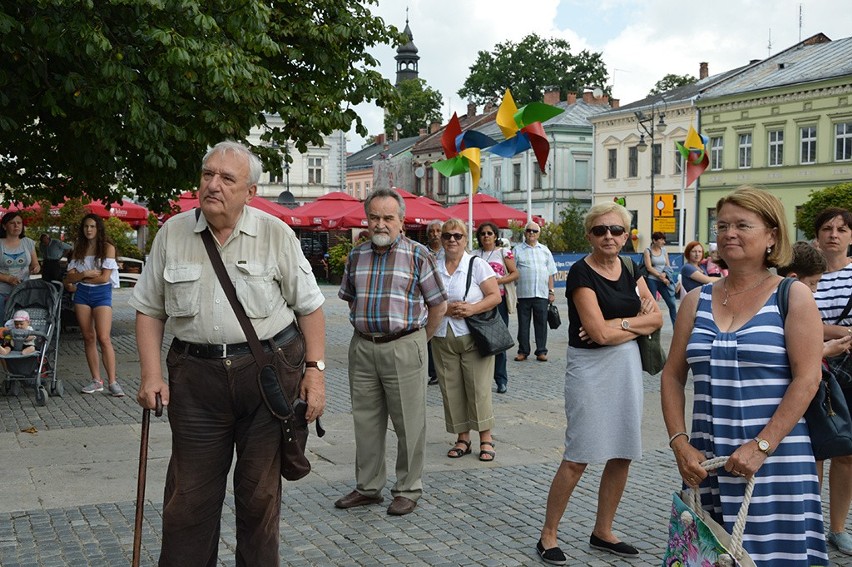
[472, 222, 518, 393]
[431, 219, 502, 462]
[536, 202, 661, 565]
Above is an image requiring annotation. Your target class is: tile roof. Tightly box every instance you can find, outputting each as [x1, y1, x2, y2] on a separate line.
[346, 135, 420, 170]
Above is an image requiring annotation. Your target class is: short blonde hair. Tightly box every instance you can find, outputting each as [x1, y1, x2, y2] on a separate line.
[441, 218, 467, 238]
[584, 202, 632, 233]
[715, 185, 792, 268]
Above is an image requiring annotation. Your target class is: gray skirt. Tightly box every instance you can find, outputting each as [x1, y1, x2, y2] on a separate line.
[562, 340, 643, 463]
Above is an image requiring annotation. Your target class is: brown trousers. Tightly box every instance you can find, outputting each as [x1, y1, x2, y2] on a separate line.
[158, 332, 304, 567]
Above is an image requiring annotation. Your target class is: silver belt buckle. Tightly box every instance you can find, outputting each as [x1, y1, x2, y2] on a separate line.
[219, 343, 228, 359]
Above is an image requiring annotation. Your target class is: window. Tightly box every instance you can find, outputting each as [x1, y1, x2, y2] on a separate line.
[533, 167, 542, 190]
[364, 182, 371, 194]
[308, 157, 323, 184]
[674, 145, 683, 174]
[628, 146, 638, 177]
[512, 163, 521, 190]
[652, 143, 662, 175]
[768, 130, 784, 167]
[738, 133, 752, 168]
[835, 122, 852, 161]
[493, 165, 502, 190]
[710, 136, 723, 170]
[707, 208, 718, 243]
[460, 174, 466, 195]
[800, 126, 816, 164]
[607, 149, 617, 178]
[439, 175, 448, 195]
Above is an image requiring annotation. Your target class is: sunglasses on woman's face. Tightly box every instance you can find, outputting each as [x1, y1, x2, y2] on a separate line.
[589, 225, 627, 237]
[441, 232, 465, 241]
[479, 231, 494, 237]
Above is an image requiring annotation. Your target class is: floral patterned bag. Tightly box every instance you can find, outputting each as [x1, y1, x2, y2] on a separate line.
[662, 458, 756, 567]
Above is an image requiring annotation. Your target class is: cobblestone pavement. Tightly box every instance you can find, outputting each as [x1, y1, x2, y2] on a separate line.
[0, 287, 848, 566]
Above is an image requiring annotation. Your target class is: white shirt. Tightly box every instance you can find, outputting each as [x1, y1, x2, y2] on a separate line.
[434, 252, 496, 338]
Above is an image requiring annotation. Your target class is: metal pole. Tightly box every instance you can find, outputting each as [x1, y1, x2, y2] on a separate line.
[649, 117, 655, 241]
[526, 151, 533, 223]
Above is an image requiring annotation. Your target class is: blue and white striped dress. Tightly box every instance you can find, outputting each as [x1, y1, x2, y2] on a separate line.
[686, 283, 828, 566]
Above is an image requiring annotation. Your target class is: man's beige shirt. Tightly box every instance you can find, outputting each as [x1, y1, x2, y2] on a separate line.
[130, 206, 324, 344]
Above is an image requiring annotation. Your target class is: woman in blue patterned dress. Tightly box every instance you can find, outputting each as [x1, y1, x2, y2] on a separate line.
[662, 186, 828, 566]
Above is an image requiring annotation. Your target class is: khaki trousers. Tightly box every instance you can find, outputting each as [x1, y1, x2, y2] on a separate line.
[432, 327, 495, 434]
[348, 329, 427, 501]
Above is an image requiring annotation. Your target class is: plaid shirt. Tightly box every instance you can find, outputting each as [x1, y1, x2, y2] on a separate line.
[514, 241, 557, 299]
[339, 236, 447, 335]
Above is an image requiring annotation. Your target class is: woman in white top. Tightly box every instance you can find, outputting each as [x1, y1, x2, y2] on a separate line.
[432, 219, 502, 461]
[63, 214, 123, 397]
[0, 212, 40, 316]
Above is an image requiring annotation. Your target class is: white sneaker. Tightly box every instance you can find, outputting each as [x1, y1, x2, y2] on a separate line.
[81, 380, 104, 394]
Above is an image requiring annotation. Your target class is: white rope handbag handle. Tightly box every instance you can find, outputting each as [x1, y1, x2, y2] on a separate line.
[687, 456, 755, 562]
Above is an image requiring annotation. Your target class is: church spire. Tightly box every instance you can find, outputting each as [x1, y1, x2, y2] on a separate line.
[395, 10, 419, 86]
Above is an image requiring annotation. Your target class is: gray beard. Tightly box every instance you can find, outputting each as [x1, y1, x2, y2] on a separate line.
[372, 233, 392, 247]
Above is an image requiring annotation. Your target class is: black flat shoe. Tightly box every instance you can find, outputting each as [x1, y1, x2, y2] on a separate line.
[589, 533, 639, 557]
[536, 539, 567, 565]
[496, 384, 507, 394]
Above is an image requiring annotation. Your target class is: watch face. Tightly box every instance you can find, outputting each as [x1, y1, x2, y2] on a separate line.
[621, 319, 629, 329]
[316, 360, 326, 371]
[758, 440, 769, 451]
[306, 360, 326, 371]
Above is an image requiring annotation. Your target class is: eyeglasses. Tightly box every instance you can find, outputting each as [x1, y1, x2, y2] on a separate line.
[589, 225, 627, 237]
[714, 222, 766, 234]
[479, 231, 495, 236]
[525, 229, 539, 234]
[441, 232, 465, 241]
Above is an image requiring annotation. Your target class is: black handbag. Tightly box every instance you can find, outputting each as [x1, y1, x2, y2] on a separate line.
[825, 295, 852, 388]
[547, 303, 561, 329]
[620, 257, 666, 374]
[463, 257, 514, 357]
[805, 360, 852, 461]
[200, 225, 323, 481]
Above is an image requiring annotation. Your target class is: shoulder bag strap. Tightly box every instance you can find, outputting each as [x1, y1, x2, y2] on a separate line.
[198, 219, 266, 365]
[835, 294, 852, 325]
[620, 256, 634, 278]
[776, 277, 794, 322]
[463, 256, 476, 301]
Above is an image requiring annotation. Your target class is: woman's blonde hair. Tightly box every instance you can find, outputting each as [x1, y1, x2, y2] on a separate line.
[583, 202, 632, 233]
[715, 185, 792, 268]
[441, 218, 467, 237]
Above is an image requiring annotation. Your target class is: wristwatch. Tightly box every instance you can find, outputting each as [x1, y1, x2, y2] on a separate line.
[621, 318, 630, 330]
[305, 360, 326, 371]
[754, 437, 772, 456]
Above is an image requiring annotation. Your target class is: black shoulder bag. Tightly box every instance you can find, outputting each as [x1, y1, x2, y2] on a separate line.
[775, 279, 852, 461]
[199, 224, 324, 481]
[825, 293, 852, 389]
[463, 257, 515, 357]
[621, 256, 665, 374]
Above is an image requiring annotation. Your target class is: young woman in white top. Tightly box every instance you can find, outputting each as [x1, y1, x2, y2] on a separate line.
[63, 214, 123, 396]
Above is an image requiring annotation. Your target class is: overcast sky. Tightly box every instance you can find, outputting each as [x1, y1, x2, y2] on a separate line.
[346, 0, 852, 151]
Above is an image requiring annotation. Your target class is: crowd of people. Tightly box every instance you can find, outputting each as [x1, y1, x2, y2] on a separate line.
[9, 142, 845, 566]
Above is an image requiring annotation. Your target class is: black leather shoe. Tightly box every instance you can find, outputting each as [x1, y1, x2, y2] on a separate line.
[334, 490, 383, 509]
[536, 539, 567, 565]
[387, 496, 417, 515]
[497, 384, 507, 394]
[589, 533, 639, 557]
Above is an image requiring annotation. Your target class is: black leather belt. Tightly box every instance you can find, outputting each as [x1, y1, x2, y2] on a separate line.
[173, 324, 299, 359]
[354, 327, 420, 344]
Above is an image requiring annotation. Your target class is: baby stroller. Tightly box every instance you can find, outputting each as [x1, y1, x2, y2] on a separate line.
[0, 280, 64, 406]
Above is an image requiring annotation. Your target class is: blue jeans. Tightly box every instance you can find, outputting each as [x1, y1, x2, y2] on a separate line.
[493, 295, 509, 387]
[517, 297, 549, 356]
[647, 278, 677, 325]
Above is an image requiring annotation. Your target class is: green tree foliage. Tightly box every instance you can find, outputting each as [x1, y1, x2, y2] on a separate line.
[558, 199, 590, 253]
[458, 34, 609, 105]
[383, 78, 442, 139]
[0, 1, 399, 212]
[796, 182, 852, 239]
[648, 73, 697, 96]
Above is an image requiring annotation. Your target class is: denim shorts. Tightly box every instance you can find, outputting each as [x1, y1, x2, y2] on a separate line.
[73, 284, 113, 308]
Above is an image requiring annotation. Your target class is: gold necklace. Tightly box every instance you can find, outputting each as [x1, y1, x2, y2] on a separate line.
[722, 270, 772, 306]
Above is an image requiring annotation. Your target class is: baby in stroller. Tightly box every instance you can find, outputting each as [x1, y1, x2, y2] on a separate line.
[0, 310, 36, 355]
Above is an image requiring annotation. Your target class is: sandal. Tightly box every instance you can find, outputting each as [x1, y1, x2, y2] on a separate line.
[447, 439, 472, 458]
[479, 441, 496, 462]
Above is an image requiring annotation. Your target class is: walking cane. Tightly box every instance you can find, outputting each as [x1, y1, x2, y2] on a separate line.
[133, 394, 163, 567]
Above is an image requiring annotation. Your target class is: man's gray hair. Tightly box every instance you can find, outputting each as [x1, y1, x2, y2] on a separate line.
[202, 141, 263, 186]
[426, 219, 443, 231]
[364, 187, 406, 220]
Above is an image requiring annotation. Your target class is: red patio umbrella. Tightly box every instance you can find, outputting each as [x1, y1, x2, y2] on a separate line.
[165, 192, 292, 222]
[445, 193, 542, 229]
[323, 188, 449, 230]
[94, 199, 149, 227]
[286, 191, 359, 228]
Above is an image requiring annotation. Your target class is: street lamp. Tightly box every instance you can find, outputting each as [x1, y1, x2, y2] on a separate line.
[635, 98, 667, 240]
[283, 142, 291, 194]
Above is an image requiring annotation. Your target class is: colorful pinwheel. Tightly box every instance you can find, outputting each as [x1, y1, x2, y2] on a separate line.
[675, 125, 709, 187]
[488, 88, 564, 171]
[431, 113, 495, 190]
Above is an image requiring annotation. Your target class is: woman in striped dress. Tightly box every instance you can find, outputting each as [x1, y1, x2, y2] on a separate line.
[662, 186, 827, 565]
